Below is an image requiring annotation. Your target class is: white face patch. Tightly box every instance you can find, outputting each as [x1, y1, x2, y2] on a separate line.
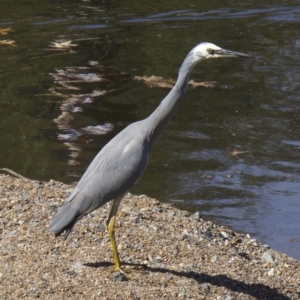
[192, 42, 222, 58]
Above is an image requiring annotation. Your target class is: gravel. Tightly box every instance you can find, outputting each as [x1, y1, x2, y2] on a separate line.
[1, 174, 300, 299]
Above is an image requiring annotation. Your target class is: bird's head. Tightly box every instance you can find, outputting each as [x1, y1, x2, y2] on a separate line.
[191, 42, 252, 60]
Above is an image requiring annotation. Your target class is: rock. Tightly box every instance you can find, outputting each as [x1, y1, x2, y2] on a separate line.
[149, 225, 157, 231]
[135, 243, 143, 251]
[121, 206, 132, 214]
[13, 204, 22, 212]
[200, 283, 211, 292]
[152, 206, 161, 212]
[261, 250, 275, 264]
[33, 182, 44, 189]
[219, 231, 229, 239]
[122, 256, 132, 263]
[89, 223, 102, 230]
[268, 268, 275, 276]
[211, 255, 218, 263]
[203, 229, 213, 239]
[184, 264, 194, 272]
[192, 211, 201, 221]
[111, 271, 127, 282]
[168, 211, 175, 217]
[153, 256, 162, 263]
[187, 235, 200, 245]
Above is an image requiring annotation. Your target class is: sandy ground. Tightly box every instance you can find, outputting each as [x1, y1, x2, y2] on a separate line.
[0, 174, 300, 299]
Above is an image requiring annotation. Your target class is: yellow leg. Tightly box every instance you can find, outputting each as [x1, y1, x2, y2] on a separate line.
[107, 196, 123, 272]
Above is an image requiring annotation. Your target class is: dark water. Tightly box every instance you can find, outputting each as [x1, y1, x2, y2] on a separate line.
[0, 0, 300, 260]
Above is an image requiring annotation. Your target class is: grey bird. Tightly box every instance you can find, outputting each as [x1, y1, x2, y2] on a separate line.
[50, 42, 252, 272]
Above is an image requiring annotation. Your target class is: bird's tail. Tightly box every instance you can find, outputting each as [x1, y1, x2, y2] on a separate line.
[50, 201, 81, 239]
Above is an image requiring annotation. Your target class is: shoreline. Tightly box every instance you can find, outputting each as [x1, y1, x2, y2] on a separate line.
[0, 174, 299, 299]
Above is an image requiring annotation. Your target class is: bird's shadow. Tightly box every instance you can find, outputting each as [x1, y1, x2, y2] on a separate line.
[84, 261, 290, 300]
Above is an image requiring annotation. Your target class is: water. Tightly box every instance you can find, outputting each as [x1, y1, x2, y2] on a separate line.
[0, 0, 299, 260]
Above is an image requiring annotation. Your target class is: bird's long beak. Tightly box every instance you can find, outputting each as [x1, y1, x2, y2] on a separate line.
[216, 48, 253, 58]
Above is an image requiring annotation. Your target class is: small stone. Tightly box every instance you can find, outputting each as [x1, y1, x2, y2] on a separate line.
[153, 256, 162, 264]
[171, 291, 178, 298]
[230, 237, 242, 245]
[135, 244, 143, 251]
[111, 271, 127, 282]
[13, 204, 22, 212]
[268, 268, 275, 276]
[192, 211, 201, 221]
[261, 250, 275, 264]
[200, 283, 211, 291]
[211, 255, 218, 263]
[33, 182, 44, 189]
[184, 264, 194, 272]
[219, 231, 229, 239]
[176, 211, 183, 217]
[139, 207, 148, 212]
[150, 225, 158, 231]
[121, 206, 132, 214]
[6, 203, 13, 209]
[168, 211, 175, 217]
[123, 256, 132, 263]
[89, 223, 101, 230]
[129, 216, 140, 224]
[152, 207, 161, 212]
[187, 235, 200, 245]
[203, 229, 213, 239]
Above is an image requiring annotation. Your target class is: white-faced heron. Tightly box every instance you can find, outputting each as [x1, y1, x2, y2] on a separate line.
[50, 42, 252, 273]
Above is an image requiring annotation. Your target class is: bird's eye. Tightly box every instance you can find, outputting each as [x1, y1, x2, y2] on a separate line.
[207, 48, 215, 55]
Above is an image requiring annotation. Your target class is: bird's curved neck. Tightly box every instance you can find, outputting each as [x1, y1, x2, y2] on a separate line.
[145, 52, 197, 142]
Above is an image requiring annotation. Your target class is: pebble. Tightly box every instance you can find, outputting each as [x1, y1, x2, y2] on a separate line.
[261, 250, 276, 264]
[192, 211, 201, 221]
[211, 255, 218, 263]
[220, 231, 229, 239]
[268, 268, 275, 276]
[111, 271, 127, 282]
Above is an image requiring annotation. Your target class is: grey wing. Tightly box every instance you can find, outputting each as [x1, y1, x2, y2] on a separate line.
[66, 131, 149, 214]
[50, 123, 150, 235]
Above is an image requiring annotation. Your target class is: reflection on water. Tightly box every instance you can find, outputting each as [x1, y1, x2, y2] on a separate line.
[48, 55, 116, 167]
[0, 0, 299, 260]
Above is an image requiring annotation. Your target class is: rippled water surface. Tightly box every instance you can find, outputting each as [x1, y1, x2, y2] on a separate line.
[0, 0, 299, 259]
